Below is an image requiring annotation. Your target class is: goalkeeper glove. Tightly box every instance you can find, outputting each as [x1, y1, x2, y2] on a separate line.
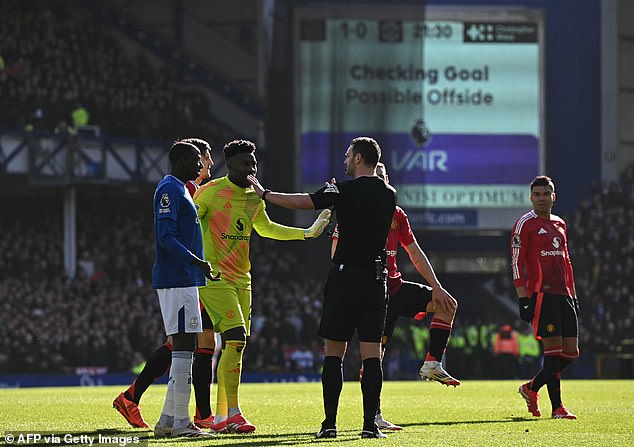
[518, 297, 535, 323]
[304, 209, 332, 239]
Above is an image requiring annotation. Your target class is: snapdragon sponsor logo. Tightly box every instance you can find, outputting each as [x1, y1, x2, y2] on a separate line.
[540, 250, 564, 257]
[221, 233, 250, 241]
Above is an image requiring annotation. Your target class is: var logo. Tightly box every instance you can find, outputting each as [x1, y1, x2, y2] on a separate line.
[392, 150, 448, 172]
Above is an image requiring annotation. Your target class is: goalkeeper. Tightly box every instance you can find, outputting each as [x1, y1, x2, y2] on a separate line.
[193, 139, 330, 434]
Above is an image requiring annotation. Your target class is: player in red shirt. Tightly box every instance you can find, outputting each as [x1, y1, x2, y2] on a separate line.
[331, 163, 459, 431]
[113, 138, 218, 429]
[512, 175, 579, 420]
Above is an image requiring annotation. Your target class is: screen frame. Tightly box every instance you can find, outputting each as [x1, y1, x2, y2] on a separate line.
[292, 4, 545, 229]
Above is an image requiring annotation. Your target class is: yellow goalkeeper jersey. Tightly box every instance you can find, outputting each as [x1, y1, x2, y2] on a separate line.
[193, 175, 304, 289]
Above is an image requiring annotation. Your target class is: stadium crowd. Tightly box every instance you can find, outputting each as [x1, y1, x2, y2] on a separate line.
[0, 195, 330, 375]
[1, 165, 632, 377]
[567, 165, 634, 356]
[0, 0, 230, 142]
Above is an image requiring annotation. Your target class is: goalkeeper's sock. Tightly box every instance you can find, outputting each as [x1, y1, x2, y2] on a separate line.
[426, 318, 452, 362]
[125, 342, 172, 403]
[193, 348, 215, 419]
[214, 370, 228, 424]
[321, 356, 343, 428]
[217, 340, 245, 414]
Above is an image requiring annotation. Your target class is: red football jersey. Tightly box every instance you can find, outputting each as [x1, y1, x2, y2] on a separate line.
[386, 206, 415, 296]
[511, 210, 576, 296]
[186, 180, 198, 197]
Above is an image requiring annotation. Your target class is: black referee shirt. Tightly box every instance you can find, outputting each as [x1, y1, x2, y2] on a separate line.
[310, 176, 396, 267]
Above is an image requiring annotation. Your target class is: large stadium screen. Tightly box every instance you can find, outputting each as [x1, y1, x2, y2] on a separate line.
[294, 6, 544, 228]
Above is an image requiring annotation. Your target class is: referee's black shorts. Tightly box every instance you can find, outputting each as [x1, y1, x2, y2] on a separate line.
[318, 266, 387, 343]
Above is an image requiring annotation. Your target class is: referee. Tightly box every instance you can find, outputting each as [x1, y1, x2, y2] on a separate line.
[248, 137, 397, 439]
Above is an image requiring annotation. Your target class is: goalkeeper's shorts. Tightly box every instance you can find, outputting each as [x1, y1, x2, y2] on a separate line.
[199, 285, 252, 335]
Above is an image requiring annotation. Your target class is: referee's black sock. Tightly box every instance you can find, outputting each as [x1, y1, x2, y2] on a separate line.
[321, 356, 343, 428]
[361, 357, 382, 432]
[125, 342, 172, 403]
[193, 348, 215, 419]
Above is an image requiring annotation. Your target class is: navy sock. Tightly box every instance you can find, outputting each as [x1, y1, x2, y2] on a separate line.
[125, 343, 172, 403]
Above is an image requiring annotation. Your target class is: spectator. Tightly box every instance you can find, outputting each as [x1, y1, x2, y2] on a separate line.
[0, 0, 232, 143]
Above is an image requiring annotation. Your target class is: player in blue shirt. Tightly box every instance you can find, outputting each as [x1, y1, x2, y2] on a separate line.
[114, 138, 219, 430]
[151, 141, 220, 438]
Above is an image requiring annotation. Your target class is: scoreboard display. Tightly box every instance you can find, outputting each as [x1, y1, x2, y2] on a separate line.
[294, 6, 545, 228]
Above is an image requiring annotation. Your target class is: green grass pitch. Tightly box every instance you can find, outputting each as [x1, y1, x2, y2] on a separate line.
[1, 380, 633, 446]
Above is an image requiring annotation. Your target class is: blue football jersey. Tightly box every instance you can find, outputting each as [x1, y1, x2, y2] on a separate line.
[151, 175, 206, 288]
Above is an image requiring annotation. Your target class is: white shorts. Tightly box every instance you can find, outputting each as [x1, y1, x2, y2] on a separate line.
[156, 287, 203, 336]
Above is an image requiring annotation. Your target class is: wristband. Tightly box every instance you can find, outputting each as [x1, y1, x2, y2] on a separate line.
[262, 189, 271, 201]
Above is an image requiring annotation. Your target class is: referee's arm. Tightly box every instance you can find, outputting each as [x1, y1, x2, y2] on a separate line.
[247, 174, 315, 210]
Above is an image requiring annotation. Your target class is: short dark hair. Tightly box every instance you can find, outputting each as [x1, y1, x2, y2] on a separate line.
[181, 137, 212, 154]
[530, 175, 555, 192]
[350, 137, 381, 168]
[224, 139, 256, 160]
[376, 162, 387, 180]
[169, 141, 198, 165]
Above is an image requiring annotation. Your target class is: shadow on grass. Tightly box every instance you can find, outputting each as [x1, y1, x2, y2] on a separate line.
[194, 430, 373, 445]
[9, 419, 544, 447]
[399, 416, 543, 428]
[102, 428, 362, 445]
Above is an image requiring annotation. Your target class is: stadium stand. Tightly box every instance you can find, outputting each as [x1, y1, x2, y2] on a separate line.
[1, 165, 631, 377]
[567, 165, 634, 372]
[0, 1, 631, 381]
[0, 0, 232, 143]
